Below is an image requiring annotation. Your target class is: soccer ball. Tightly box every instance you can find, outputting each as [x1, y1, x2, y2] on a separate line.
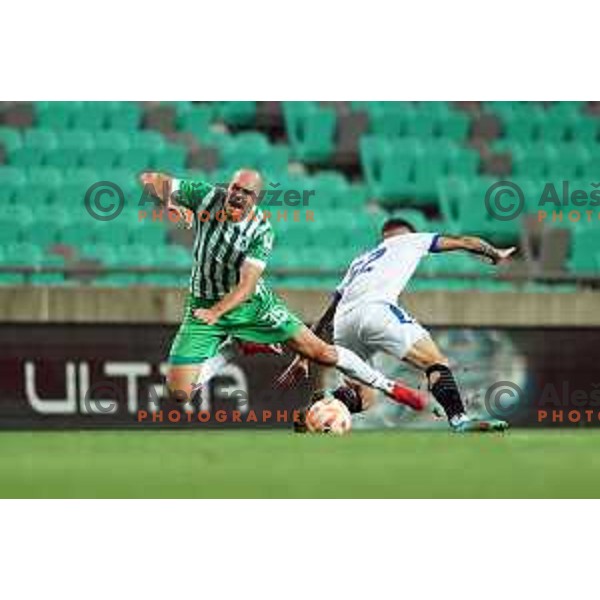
[306, 396, 352, 435]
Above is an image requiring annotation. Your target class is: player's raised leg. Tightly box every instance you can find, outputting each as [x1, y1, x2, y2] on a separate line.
[284, 324, 426, 410]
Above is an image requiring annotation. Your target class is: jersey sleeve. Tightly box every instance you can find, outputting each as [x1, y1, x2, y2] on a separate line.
[172, 178, 214, 211]
[412, 232, 441, 254]
[245, 226, 274, 269]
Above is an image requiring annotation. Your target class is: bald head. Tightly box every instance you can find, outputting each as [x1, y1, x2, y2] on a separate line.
[231, 169, 263, 194]
[225, 168, 263, 220]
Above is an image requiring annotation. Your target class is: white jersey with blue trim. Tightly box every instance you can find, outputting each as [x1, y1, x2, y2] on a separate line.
[335, 232, 439, 318]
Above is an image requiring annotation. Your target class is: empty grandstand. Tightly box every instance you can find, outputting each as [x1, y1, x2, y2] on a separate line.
[0, 100, 598, 291]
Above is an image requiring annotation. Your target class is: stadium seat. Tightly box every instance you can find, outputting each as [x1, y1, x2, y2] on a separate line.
[36, 102, 82, 129]
[154, 143, 188, 171]
[30, 254, 66, 286]
[570, 228, 598, 272]
[9, 129, 58, 167]
[106, 102, 142, 130]
[0, 127, 22, 153]
[216, 101, 257, 127]
[71, 104, 106, 130]
[284, 105, 336, 163]
[0, 166, 26, 203]
[178, 105, 213, 139]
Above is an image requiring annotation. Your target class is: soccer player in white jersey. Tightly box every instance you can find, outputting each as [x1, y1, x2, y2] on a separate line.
[277, 217, 516, 432]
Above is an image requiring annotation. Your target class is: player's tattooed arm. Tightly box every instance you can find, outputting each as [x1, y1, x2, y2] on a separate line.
[435, 235, 516, 265]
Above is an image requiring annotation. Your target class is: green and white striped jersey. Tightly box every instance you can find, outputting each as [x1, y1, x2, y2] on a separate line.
[174, 179, 274, 299]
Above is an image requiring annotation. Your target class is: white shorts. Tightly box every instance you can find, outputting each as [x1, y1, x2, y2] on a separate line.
[333, 302, 430, 363]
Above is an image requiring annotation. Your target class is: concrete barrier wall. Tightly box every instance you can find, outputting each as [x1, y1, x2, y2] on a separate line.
[1, 287, 599, 326]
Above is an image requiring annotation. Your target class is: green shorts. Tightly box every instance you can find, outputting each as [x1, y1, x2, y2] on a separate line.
[169, 288, 303, 365]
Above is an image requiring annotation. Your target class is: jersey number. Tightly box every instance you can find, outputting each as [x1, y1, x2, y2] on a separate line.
[347, 247, 387, 285]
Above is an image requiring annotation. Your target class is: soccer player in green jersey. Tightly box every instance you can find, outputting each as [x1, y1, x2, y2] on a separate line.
[141, 169, 424, 410]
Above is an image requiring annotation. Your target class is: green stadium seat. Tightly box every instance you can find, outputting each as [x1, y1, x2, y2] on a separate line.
[128, 221, 167, 246]
[537, 113, 570, 143]
[217, 101, 257, 127]
[503, 113, 542, 144]
[0, 167, 26, 203]
[388, 208, 431, 231]
[71, 104, 106, 130]
[547, 101, 585, 119]
[24, 166, 64, 204]
[220, 132, 270, 171]
[4, 243, 43, 265]
[0, 216, 22, 244]
[162, 101, 195, 117]
[117, 148, 155, 171]
[36, 102, 82, 129]
[31, 254, 65, 286]
[437, 112, 470, 140]
[448, 149, 480, 177]
[178, 105, 213, 138]
[106, 102, 142, 130]
[567, 117, 599, 144]
[45, 130, 93, 168]
[130, 130, 166, 151]
[22, 218, 60, 247]
[413, 153, 449, 199]
[0, 127, 22, 153]
[80, 243, 117, 263]
[93, 220, 131, 245]
[418, 102, 451, 119]
[569, 228, 597, 272]
[512, 144, 557, 178]
[284, 105, 336, 163]
[407, 112, 436, 138]
[367, 105, 412, 137]
[9, 129, 58, 167]
[59, 222, 91, 247]
[547, 144, 591, 178]
[261, 146, 290, 174]
[154, 143, 188, 171]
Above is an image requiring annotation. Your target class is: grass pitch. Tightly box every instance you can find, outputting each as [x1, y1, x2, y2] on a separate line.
[1, 429, 599, 498]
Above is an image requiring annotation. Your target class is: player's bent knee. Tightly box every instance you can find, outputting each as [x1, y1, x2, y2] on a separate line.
[166, 365, 199, 404]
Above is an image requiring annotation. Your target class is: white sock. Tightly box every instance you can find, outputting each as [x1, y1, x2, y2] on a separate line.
[191, 342, 237, 403]
[334, 346, 394, 393]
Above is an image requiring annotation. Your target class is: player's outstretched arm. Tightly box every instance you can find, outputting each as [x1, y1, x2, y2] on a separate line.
[139, 172, 173, 206]
[275, 292, 341, 388]
[139, 171, 191, 227]
[193, 260, 264, 326]
[434, 235, 516, 265]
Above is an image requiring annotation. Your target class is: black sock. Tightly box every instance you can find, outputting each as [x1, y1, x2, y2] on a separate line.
[309, 386, 363, 414]
[426, 364, 465, 421]
[332, 385, 363, 414]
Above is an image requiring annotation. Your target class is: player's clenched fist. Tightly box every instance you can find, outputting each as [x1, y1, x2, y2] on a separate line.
[139, 171, 173, 205]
